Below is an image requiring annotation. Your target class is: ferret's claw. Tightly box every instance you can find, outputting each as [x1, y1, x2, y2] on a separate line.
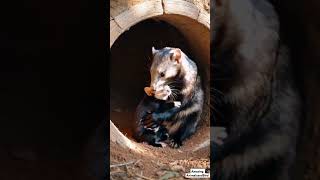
[159, 142, 167, 147]
[169, 139, 182, 149]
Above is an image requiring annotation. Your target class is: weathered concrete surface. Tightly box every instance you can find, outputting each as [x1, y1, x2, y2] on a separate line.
[110, 0, 210, 47]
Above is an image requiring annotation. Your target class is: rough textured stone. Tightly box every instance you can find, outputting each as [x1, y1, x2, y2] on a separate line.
[163, 0, 199, 20]
[110, 19, 123, 47]
[198, 9, 210, 28]
[110, 0, 209, 18]
[110, 0, 210, 46]
[113, 0, 163, 30]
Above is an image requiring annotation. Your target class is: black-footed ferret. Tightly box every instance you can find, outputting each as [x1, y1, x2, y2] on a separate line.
[141, 47, 204, 148]
[133, 93, 181, 147]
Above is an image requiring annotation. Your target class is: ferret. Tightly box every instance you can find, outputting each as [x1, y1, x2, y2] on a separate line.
[140, 46, 204, 148]
[211, 0, 301, 180]
[133, 93, 181, 147]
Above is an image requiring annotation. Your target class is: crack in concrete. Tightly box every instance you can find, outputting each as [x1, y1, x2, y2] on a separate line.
[112, 18, 123, 31]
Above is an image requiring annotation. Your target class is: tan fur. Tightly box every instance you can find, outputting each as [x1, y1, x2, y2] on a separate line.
[177, 103, 202, 119]
[164, 121, 183, 135]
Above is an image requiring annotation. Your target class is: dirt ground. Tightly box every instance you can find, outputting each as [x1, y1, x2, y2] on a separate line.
[110, 122, 210, 180]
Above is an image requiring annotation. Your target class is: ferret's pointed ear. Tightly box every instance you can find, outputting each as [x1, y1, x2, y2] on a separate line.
[170, 48, 182, 63]
[152, 47, 159, 56]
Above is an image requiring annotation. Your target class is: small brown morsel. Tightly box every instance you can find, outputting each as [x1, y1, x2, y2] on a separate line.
[144, 87, 154, 96]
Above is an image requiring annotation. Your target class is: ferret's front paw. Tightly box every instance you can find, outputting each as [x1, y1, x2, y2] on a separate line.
[156, 142, 167, 148]
[173, 101, 181, 107]
[142, 114, 158, 127]
[169, 139, 182, 149]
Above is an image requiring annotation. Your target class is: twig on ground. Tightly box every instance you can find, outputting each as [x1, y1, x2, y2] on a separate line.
[192, 139, 210, 152]
[110, 170, 126, 175]
[110, 160, 136, 168]
[134, 159, 141, 166]
[135, 173, 154, 180]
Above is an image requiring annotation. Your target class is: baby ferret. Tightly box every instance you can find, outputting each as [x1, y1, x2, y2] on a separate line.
[133, 88, 181, 147]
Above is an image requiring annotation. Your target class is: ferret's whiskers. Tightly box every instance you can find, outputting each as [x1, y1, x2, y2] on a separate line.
[172, 92, 178, 100]
[210, 88, 224, 97]
[207, 100, 224, 118]
[169, 93, 176, 101]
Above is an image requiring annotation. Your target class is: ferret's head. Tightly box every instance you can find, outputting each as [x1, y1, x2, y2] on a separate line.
[145, 47, 183, 100]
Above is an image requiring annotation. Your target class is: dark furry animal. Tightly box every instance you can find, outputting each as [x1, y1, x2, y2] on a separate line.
[211, 0, 301, 180]
[141, 47, 204, 148]
[134, 95, 180, 147]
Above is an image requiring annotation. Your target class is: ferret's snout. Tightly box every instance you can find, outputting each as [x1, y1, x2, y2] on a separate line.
[151, 80, 166, 91]
[154, 86, 165, 92]
[151, 85, 156, 91]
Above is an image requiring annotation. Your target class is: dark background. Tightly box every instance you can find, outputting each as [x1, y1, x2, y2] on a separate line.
[0, 0, 107, 179]
[276, 1, 320, 179]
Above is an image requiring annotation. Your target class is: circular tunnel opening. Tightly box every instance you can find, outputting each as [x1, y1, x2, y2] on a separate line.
[110, 15, 210, 140]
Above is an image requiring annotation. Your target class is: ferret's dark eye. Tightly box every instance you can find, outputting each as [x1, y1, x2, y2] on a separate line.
[160, 72, 165, 77]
